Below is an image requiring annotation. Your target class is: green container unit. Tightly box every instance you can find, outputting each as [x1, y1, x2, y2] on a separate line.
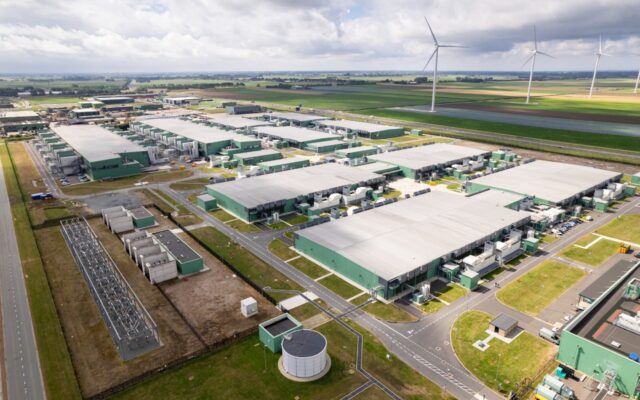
[623, 186, 636, 196]
[335, 146, 378, 159]
[49, 142, 67, 150]
[459, 270, 479, 290]
[258, 157, 310, 173]
[233, 149, 282, 166]
[441, 263, 461, 281]
[55, 149, 76, 158]
[594, 199, 608, 213]
[233, 137, 262, 151]
[38, 131, 56, 139]
[259, 314, 303, 353]
[153, 230, 204, 275]
[491, 151, 506, 160]
[632, 173, 640, 185]
[129, 207, 155, 228]
[87, 159, 144, 180]
[305, 140, 349, 153]
[521, 237, 540, 254]
[196, 194, 217, 211]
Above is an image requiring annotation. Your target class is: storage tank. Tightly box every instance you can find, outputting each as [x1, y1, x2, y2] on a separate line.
[280, 329, 330, 381]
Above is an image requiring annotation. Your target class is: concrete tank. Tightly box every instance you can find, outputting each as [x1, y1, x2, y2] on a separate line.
[280, 329, 330, 381]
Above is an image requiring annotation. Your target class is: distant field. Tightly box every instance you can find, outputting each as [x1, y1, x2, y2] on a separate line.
[27, 96, 84, 105]
[0, 78, 125, 90]
[354, 108, 640, 153]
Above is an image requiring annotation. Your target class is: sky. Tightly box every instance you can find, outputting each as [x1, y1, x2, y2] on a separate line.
[0, 0, 638, 74]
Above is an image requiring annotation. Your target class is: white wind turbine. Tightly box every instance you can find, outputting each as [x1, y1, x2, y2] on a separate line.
[422, 17, 465, 112]
[634, 64, 639, 94]
[589, 35, 610, 98]
[523, 25, 553, 104]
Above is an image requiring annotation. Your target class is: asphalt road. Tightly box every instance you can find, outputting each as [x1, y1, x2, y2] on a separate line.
[394, 106, 640, 137]
[0, 146, 45, 400]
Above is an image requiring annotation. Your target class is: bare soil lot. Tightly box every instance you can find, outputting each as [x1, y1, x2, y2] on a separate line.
[36, 224, 205, 398]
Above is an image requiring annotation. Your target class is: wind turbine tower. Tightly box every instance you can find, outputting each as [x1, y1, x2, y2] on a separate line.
[422, 17, 465, 112]
[523, 25, 553, 104]
[634, 65, 639, 94]
[589, 35, 609, 98]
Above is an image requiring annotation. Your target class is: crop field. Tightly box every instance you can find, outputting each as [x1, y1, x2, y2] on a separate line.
[0, 78, 126, 89]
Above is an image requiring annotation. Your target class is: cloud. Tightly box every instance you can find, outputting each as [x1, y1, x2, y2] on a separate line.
[0, 0, 638, 73]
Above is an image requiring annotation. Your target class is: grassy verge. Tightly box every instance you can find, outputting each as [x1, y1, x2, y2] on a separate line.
[318, 275, 362, 299]
[209, 208, 236, 222]
[154, 189, 203, 226]
[61, 169, 194, 196]
[0, 142, 81, 399]
[168, 177, 210, 191]
[362, 302, 417, 323]
[227, 219, 261, 233]
[433, 284, 468, 304]
[560, 235, 619, 267]
[289, 257, 327, 279]
[382, 189, 402, 199]
[287, 299, 326, 322]
[419, 299, 446, 314]
[267, 221, 288, 230]
[282, 213, 309, 225]
[451, 311, 555, 394]
[596, 214, 640, 243]
[496, 260, 586, 315]
[267, 239, 298, 260]
[191, 226, 303, 302]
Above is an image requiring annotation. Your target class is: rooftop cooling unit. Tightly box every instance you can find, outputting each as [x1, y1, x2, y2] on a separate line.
[614, 312, 640, 335]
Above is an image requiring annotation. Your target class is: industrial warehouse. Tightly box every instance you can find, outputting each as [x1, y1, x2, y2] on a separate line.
[557, 260, 640, 397]
[254, 111, 326, 126]
[206, 163, 385, 222]
[314, 119, 404, 139]
[369, 143, 491, 179]
[206, 114, 273, 131]
[132, 118, 262, 158]
[466, 160, 624, 207]
[47, 124, 151, 179]
[253, 125, 343, 149]
[294, 190, 530, 299]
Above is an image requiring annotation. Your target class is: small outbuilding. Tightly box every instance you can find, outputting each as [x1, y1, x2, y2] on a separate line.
[490, 314, 518, 337]
[196, 194, 217, 211]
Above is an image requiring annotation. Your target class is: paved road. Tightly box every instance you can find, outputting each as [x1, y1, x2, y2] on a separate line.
[0, 145, 46, 400]
[394, 106, 640, 137]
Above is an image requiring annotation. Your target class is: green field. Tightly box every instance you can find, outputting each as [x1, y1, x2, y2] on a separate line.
[496, 260, 586, 315]
[451, 311, 555, 394]
[354, 108, 640, 153]
[0, 142, 82, 399]
[191, 226, 303, 302]
[560, 235, 619, 267]
[61, 170, 194, 196]
[362, 301, 417, 323]
[289, 257, 327, 279]
[433, 284, 468, 304]
[595, 214, 640, 244]
[267, 239, 298, 260]
[318, 274, 362, 299]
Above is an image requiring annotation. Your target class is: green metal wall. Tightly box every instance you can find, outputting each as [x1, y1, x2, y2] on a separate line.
[557, 331, 640, 398]
[177, 258, 204, 275]
[368, 128, 404, 139]
[133, 215, 155, 228]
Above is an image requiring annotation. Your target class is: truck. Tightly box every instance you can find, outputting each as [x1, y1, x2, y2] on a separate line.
[539, 327, 560, 344]
[543, 374, 576, 399]
[31, 192, 54, 200]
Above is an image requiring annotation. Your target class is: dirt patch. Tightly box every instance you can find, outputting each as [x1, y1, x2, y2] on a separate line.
[445, 102, 640, 124]
[36, 223, 205, 398]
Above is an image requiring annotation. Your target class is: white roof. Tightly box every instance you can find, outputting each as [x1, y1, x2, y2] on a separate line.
[316, 119, 401, 133]
[471, 160, 622, 204]
[0, 110, 39, 119]
[258, 156, 309, 167]
[208, 163, 384, 210]
[370, 143, 490, 171]
[51, 125, 147, 162]
[306, 139, 347, 148]
[254, 126, 341, 144]
[262, 112, 326, 122]
[297, 190, 529, 281]
[165, 96, 200, 101]
[336, 146, 376, 155]
[141, 118, 252, 144]
[208, 115, 273, 129]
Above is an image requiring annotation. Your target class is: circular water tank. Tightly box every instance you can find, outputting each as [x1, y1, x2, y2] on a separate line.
[281, 329, 329, 380]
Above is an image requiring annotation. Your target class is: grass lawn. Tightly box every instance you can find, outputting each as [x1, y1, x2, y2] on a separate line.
[282, 213, 309, 225]
[353, 385, 389, 400]
[451, 311, 555, 394]
[446, 183, 461, 191]
[209, 208, 236, 222]
[1, 142, 82, 399]
[560, 235, 619, 267]
[227, 219, 261, 233]
[168, 177, 210, 191]
[153, 190, 203, 226]
[62, 170, 194, 195]
[191, 227, 303, 302]
[267, 239, 298, 260]
[540, 234, 559, 245]
[482, 267, 505, 282]
[284, 231, 294, 240]
[318, 274, 362, 299]
[289, 257, 327, 279]
[496, 260, 586, 315]
[43, 206, 72, 220]
[287, 299, 326, 322]
[596, 214, 640, 244]
[382, 189, 402, 199]
[350, 293, 371, 306]
[419, 299, 446, 314]
[433, 284, 468, 304]
[267, 221, 289, 230]
[362, 301, 417, 323]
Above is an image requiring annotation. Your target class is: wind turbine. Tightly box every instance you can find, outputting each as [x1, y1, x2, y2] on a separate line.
[589, 35, 610, 98]
[523, 25, 553, 104]
[634, 65, 639, 94]
[422, 17, 465, 112]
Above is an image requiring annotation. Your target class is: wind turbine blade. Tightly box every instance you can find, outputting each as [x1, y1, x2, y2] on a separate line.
[424, 16, 438, 45]
[439, 44, 467, 48]
[537, 51, 555, 59]
[422, 49, 438, 71]
[521, 53, 535, 69]
[534, 25, 538, 51]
